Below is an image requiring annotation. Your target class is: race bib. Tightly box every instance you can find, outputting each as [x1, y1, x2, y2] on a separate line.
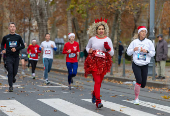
[137, 53, 146, 61]
[69, 53, 76, 58]
[9, 41, 17, 47]
[31, 54, 36, 57]
[95, 50, 105, 58]
[22, 54, 27, 57]
[45, 50, 51, 54]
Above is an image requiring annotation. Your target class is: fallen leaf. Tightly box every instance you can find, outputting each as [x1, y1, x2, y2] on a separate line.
[54, 110, 57, 112]
[152, 105, 156, 108]
[111, 109, 115, 111]
[1, 106, 6, 107]
[110, 95, 117, 97]
[120, 109, 123, 111]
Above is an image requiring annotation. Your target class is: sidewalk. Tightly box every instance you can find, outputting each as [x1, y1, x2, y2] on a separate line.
[33, 59, 170, 88]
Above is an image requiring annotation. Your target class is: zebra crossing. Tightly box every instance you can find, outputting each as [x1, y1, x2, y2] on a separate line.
[0, 98, 170, 116]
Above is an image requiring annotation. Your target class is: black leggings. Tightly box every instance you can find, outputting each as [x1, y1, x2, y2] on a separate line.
[30, 60, 38, 73]
[132, 62, 148, 88]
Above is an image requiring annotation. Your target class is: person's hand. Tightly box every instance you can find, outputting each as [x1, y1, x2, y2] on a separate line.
[141, 48, 147, 53]
[77, 52, 79, 56]
[67, 49, 71, 53]
[89, 48, 93, 53]
[2, 50, 6, 54]
[51, 44, 54, 48]
[41, 47, 44, 51]
[11, 48, 16, 52]
[134, 47, 139, 51]
[104, 42, 110, 51]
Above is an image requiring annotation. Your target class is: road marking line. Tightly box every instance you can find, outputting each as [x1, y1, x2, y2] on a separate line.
[38, 98, 103, 116]
[0, 100, 40, 116]
[123, 99, 170, 114]
[82, 99, 156, 116]
[0, 85, 21, 88]
[37, 85, 68, 88]
[0, 75, 7, 80]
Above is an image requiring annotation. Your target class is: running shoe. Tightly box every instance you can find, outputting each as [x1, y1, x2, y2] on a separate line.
[91, 92, 96, 104]
[33, 77, 35, 79]
[45, 80, 50, 85]
[68, 85, 71, 90]
[71, 78, 73, 83]
[21, 71, 25, 75]
[27, 68, 30, 71]
[133, 81, 136, 86]
[9, 87, 13, 92]
[134, 98, 139, 105]
[97, 103, 103, 108]
[13, 78, 16, 83]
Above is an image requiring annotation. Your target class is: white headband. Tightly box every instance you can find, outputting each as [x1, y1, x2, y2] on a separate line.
[32, 40, 36, 42]
[68, 33, 75, 38]
[138, 28, 147, 34]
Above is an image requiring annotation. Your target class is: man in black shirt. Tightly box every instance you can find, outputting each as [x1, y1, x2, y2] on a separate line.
[1, 22, 25, 92]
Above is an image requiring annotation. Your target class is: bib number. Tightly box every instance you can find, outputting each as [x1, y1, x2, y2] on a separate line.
[69, 53, 76, 58]
[31, 54, 36, 57]
[9, 41, 17, 47]
[45, 50, 51, 54]
[22, 54, 27, 57]
[95, 50, 105, 58]
[137, 53, 146, 61]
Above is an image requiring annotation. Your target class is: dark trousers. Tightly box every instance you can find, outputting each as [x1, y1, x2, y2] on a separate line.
[28, 58, 31, 68]
[132, 62, 148, 88]
[66, 62, 78, 85]
[6, 57, 19, 87]
[30, 60, 38, 73]
[118, 55, 122, 65]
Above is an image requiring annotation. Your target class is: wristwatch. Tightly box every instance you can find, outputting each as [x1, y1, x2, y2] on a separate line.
[147, 50, 149, 53]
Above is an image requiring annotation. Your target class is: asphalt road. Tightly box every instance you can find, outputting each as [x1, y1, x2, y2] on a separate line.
[0, 65, 170, 116]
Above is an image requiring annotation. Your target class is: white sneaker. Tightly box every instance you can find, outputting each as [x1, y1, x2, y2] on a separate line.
[22, 71, 25, 75]
[27, 68, 30, 71]
[133, 81, 136, 86]
[134, 98, 139, 105]
[45, 80, 50, 84]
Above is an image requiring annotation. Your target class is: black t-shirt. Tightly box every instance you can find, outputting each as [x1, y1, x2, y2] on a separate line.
[119, 45, 124, 56]
[1, 34, 25, 57]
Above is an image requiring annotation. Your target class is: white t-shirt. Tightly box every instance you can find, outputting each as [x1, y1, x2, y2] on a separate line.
[40, 40, 56, 59]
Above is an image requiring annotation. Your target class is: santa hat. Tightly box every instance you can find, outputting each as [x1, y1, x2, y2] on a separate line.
[68, 33, 75, 38]
[138, 26, 147, 34]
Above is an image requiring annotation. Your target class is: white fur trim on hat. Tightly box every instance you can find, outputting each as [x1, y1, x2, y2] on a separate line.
[138, 28, 147, 34]
[68, 33, 75, 38]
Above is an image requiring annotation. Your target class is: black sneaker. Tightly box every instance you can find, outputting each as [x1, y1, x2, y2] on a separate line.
[9, 87, 13, 92]
[161, 76, 165, 79]
[71, 78, 73, 83]
[33, 77, 35, 79]
[68, 85, 71, 90]
[13, 78, 16, 83]
[97, 103, 103, 108]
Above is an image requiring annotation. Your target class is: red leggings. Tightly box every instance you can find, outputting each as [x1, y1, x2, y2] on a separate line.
[92, 71, 104, 102]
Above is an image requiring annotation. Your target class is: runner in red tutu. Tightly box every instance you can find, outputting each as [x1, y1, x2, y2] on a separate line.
[84, 18, 114, 108]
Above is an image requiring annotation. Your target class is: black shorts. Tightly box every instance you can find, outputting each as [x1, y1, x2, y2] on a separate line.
[21, 58, 28, 61]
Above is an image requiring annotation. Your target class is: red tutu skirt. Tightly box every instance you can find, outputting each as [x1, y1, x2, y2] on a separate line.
[84, 50, 112, 77]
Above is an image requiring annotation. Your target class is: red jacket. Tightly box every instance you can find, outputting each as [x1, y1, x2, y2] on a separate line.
[62, 41, 80, 63]
[27, 44, 41, 60]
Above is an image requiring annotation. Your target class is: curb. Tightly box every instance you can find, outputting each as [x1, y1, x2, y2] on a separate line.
[35, 65, 170, 89]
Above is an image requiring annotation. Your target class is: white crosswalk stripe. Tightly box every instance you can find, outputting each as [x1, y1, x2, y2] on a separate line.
[82, 99, 157, 116]
[0, 100, 40, 116]
[0, 74, 7, 80]
[123, 99, 170, 114]
[38, 98, 103, 116]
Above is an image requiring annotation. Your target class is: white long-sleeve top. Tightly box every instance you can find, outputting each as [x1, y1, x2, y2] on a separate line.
[127, 38, 155, 66]
[86, 36, 114, 56]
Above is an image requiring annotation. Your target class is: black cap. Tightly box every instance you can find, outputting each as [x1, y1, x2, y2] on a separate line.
[157, 34, 163, 38]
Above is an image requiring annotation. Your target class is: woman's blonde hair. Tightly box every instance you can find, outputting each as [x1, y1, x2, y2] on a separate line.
[87, 21, 109, 37]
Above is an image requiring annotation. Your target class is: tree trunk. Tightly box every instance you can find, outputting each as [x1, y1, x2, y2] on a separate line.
[67, 0, 72, 33]
[29, 0, 48, 63]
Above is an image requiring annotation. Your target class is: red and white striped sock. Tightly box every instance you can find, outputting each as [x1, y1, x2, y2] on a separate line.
[134, 83, 141, 100]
